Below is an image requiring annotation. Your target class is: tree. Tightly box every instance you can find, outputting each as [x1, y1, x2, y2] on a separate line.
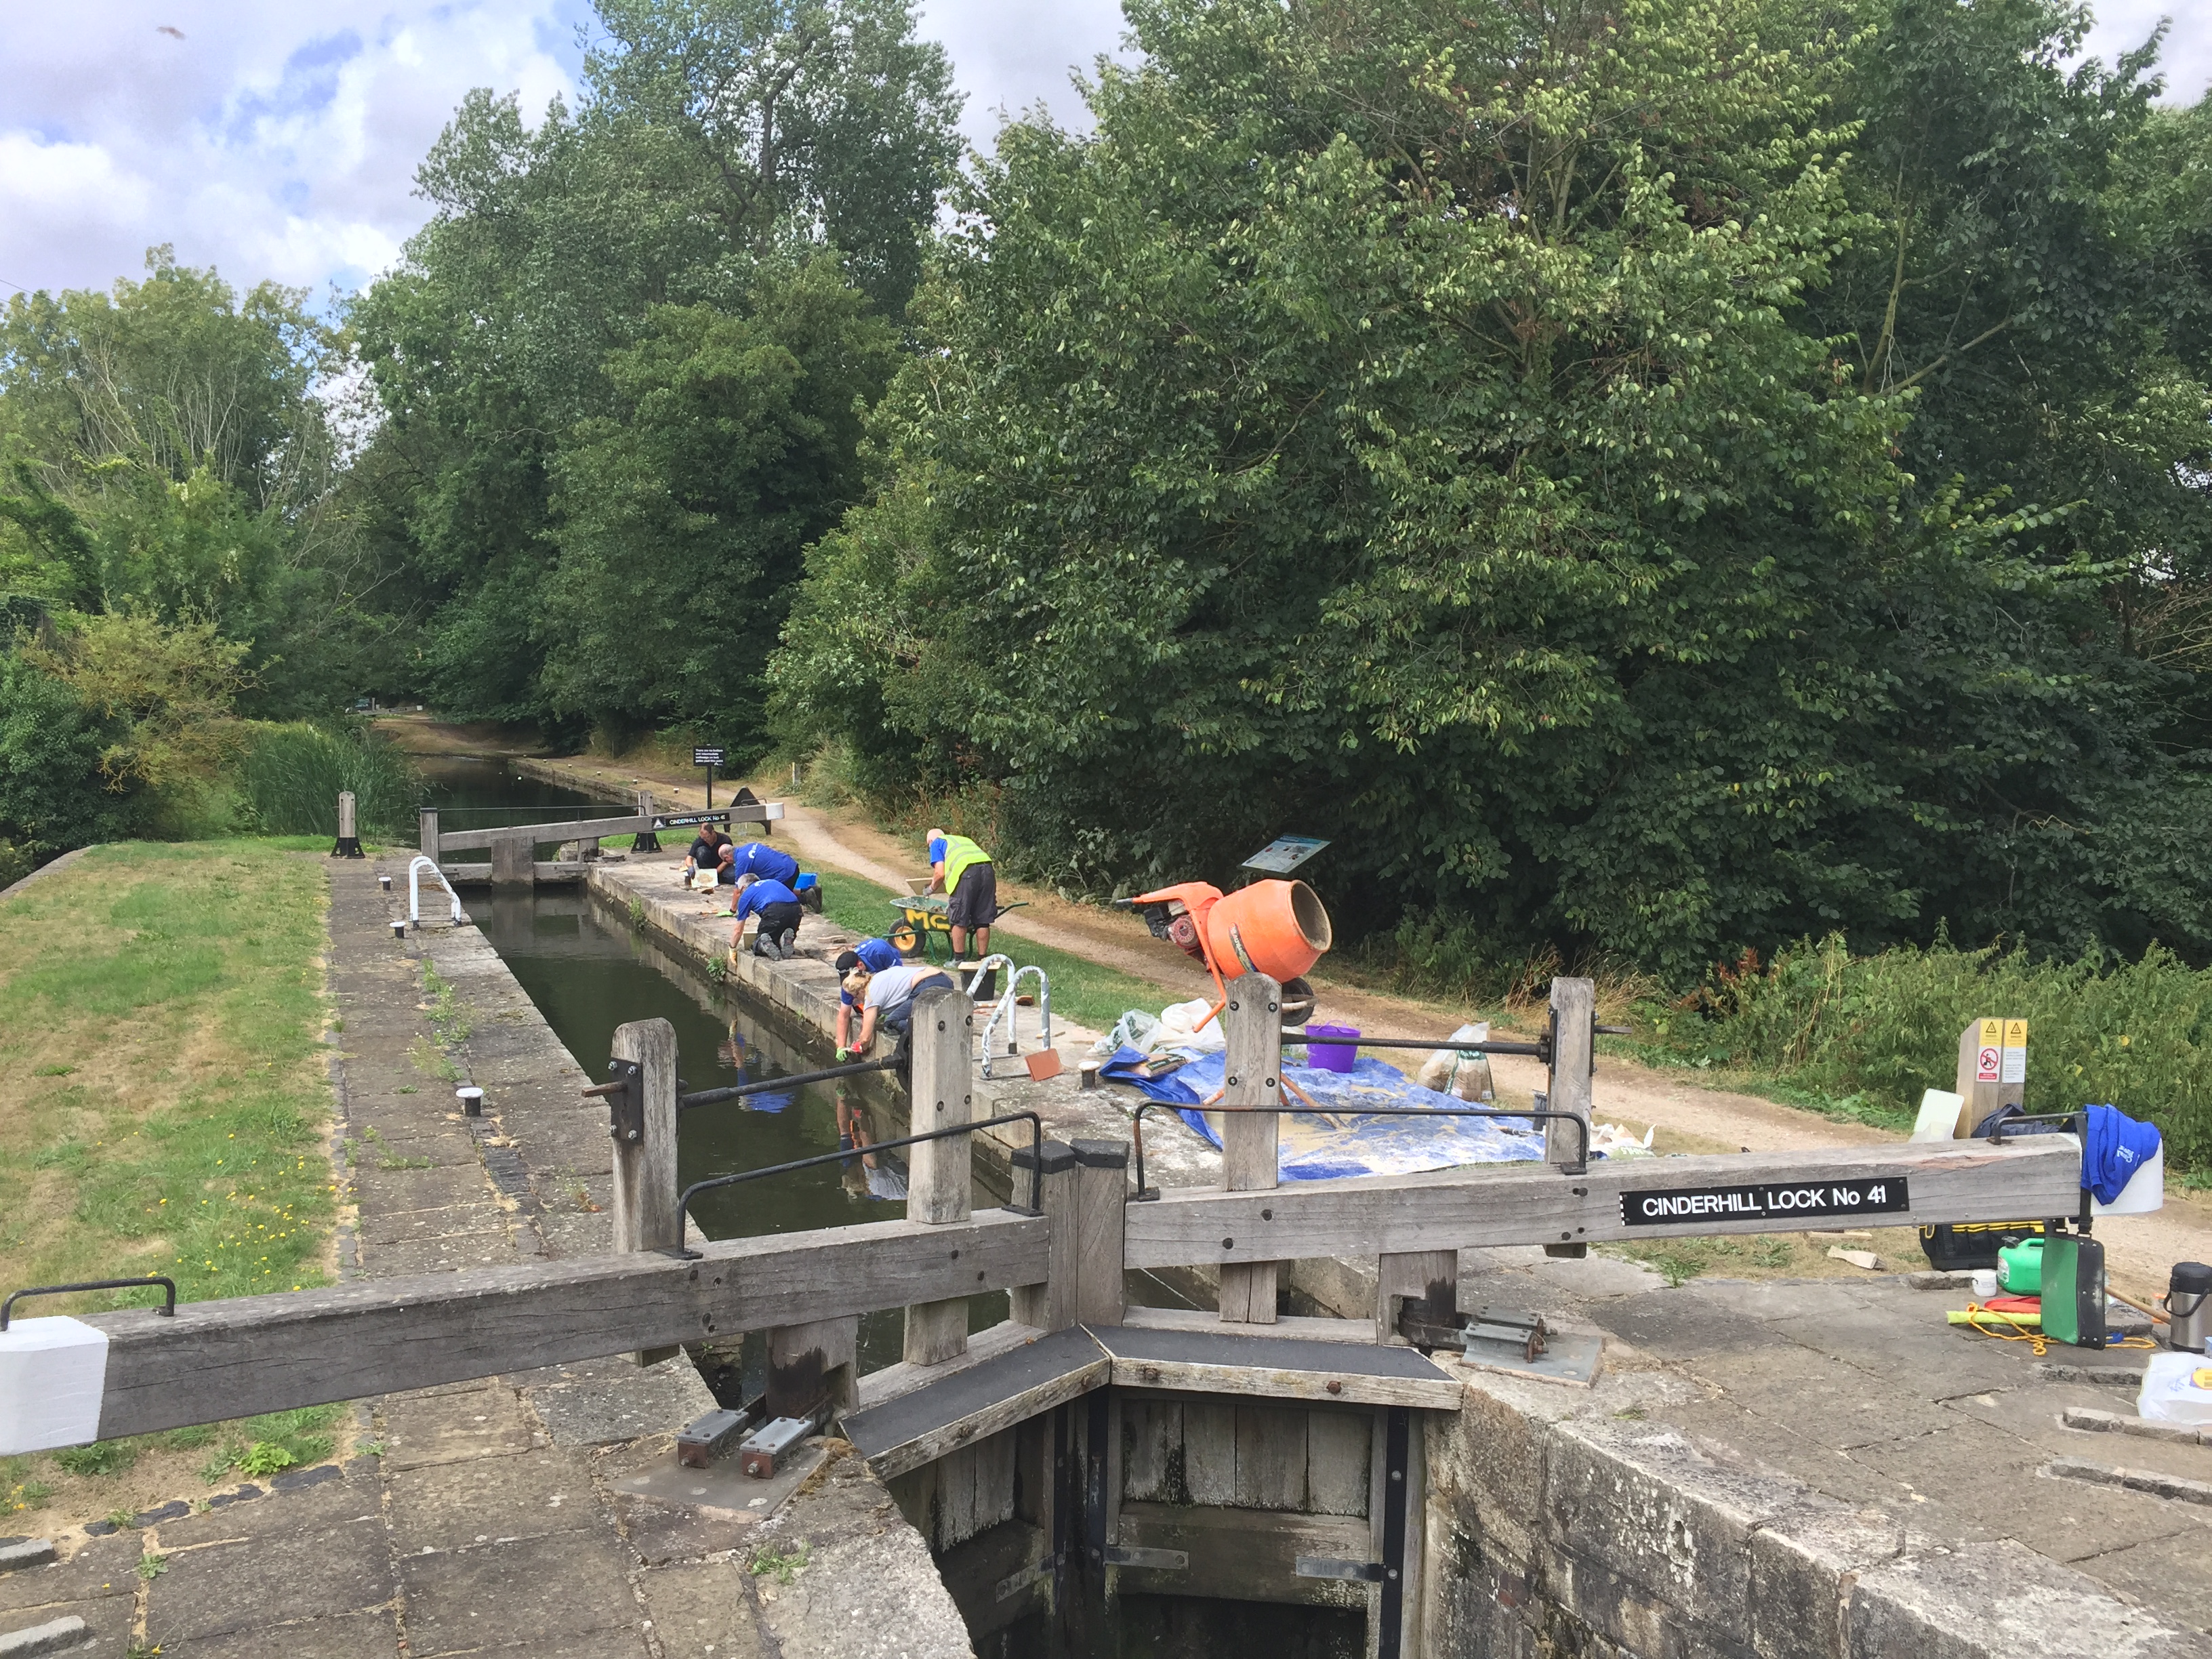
[348, 0, 960, 735]
[773, 0, 2212, 977]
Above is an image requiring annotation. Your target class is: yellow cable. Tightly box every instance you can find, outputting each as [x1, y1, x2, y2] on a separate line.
[1958, 1303, 2160, 1357]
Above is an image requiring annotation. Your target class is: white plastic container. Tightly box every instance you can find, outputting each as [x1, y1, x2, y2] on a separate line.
[2092, 1141, 2165, 1216]
[2138, 1351, 2212, 1427]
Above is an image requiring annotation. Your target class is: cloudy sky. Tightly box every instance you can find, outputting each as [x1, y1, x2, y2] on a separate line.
[0, 0, 2201, 311]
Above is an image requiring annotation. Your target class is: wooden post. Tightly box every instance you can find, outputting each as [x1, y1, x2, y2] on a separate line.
[418, 807, 440, 865]
[1071, 1139, 1128, 1327]
[1218, 974, 1282, 1324]
[766, 1316, 857, 1421]
[1376, 1249, 1457, 1347]
[610, 1018, 681, 1365]
[1010, 1141, 1080, 1332]
[1544, 977, 1595, 1258]
[903, 982, 975, 1366]
[1952, 1018, 2022, 1136]
[491, 830, 532, 886]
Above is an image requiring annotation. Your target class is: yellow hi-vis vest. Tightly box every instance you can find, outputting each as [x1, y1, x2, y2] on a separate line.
[939, 834, 991, 894]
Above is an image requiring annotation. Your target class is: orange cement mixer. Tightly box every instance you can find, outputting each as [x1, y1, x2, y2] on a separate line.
[1122, 878, 1332, 1020]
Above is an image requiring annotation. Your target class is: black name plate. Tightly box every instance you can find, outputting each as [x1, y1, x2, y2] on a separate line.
[653, 810, 735, 830]
[1621, 1176, 1909, 1227]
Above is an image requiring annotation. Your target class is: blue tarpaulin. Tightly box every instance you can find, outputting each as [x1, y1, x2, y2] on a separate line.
[1101, 1046, 1556, 1181]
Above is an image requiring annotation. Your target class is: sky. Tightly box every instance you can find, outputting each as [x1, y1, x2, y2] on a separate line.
[0, 0, 2202, 312]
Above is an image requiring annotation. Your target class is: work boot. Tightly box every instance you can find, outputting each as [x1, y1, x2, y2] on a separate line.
[753, 934, 779, 959]
[776, 928, 798, 959]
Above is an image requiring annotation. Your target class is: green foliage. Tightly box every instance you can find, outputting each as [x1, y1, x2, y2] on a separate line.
[1655, 934, 2212, 1168]
[773, 0, 2212, 983]
[348, 0, 960, 728]
[0, 650, 136, 872]
[241, 722, 422, 836]
[54, 1441, 135, 1477]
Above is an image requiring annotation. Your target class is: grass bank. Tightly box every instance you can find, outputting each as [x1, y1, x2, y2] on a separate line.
[1635, 934, 2212, 1172]
[0, 838, 354, 1528]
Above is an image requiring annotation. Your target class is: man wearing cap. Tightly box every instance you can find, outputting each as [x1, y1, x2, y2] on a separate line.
[926, 827, 997, 961]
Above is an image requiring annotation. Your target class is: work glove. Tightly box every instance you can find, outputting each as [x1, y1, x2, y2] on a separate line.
[836, 1047, 853, 1063]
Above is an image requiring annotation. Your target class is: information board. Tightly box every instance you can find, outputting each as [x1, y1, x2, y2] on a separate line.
[693, 746, 726, 768]
[1240, 835, 1330, 875]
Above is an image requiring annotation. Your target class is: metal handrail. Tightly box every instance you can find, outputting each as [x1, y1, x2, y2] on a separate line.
[1279, 1026, 1631, 1065]
[3, 1275, 176, 1331]
[678, 1055, 900, 1111]
[1126, 1101, 1595, 1198]
[980, 964, 1052, 1079]
[676, 1109, 1046, 1230]
[406, 855, 464, 926]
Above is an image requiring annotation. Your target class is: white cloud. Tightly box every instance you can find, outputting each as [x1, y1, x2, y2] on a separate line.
[0, 0, 2203, 309]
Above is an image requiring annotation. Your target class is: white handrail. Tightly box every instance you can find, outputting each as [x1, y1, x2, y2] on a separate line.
[977, 962, 1052, 1078]
[407, 855, 465, 926]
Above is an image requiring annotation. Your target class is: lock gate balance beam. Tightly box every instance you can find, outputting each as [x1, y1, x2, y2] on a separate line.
[0, 1210, 1046, 1454]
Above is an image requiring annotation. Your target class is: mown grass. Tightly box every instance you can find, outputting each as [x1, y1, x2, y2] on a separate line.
[0, 838, 352, 1525]
[813, 867, 1170, 1036]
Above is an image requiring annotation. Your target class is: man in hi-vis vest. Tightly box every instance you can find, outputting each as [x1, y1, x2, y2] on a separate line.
[925, 827, 998, 962]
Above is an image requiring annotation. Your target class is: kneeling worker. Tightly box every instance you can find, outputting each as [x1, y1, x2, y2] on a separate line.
[834, 938, 905, 1059]
[926, 827, 996, 961]
[729, 872, 804, 959]
[842, 958, 951, 1056]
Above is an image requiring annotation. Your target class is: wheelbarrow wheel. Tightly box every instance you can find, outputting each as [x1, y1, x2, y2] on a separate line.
[889, 921, 921, 956]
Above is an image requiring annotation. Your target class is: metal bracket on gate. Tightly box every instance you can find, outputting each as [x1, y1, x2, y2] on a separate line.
[1296, 1556, 1388, 1584]
[1398, 1304, 1550, 1366]
[1102, 1544, 1189, 1570]
[583, 1058, 644, 1145]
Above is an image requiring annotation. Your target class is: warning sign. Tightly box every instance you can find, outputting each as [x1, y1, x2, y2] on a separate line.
[1977, 1046, 2001, 1083]
[2001, 1019, 2028, 1086]
[1975, 1019, 2003, 1084]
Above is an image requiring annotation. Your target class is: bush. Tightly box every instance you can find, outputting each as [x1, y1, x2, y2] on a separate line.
[1656, 935, 2212, 1170]
[240, 722, 419, 837]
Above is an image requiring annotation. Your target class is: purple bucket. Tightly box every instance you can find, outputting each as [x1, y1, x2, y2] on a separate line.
[1306, 1024, 1359, 1073]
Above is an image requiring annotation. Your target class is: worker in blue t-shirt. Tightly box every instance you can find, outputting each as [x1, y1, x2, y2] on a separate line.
[729, 840, 800, 887]
[834, 938, 905, 1059]
[730, 874, 804, 959]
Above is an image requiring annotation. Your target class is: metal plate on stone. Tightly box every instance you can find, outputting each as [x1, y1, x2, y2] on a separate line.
[1451, 1329, 1603, 1388]
[840, 1325, 1109, 1466]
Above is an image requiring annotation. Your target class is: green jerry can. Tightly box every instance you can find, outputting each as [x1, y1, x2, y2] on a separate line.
[1996, 1236, 2045, 1295]
[2040, 1234, 2108, 1349]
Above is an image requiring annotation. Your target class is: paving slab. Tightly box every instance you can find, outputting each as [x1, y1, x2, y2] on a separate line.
[153, 1469, 382, 1547]
[638, 1560, 772, 1659]
[0, 1534, 140, 1614]
[142, 1517, 393, 1643]
[384, 1448, 596, 1552]
[377, 1385, 535, 1472]
[395, 1533, 641, 1656]
[155, 1607, 403, 1659]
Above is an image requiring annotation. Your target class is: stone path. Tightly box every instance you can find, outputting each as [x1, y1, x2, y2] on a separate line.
[2, 855, 969, 1658]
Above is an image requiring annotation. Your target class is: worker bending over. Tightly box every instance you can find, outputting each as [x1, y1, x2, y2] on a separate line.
[834, 939, 905, 1059]
[730, 872, 804, 959]
[925, 827, 996, 960]
[841, 959, 951, 1055]
[729, 839, 800, 886]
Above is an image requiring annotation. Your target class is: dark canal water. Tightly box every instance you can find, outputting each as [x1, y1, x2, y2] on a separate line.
[417, 756, 1000, 1374]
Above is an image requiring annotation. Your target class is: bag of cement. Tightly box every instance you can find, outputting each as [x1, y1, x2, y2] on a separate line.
[1153, 997, 1227, 1054]
[1416, 1023, 1494, 1101]
[1095, 1008, 1160, 1057]
[2139, 1352, 2212, 1427]
[1590, 1123, 1656, 1158]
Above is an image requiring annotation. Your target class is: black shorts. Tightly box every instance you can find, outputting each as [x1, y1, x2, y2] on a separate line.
[946, 861, 996, 931]
[753, 899, 803, 938]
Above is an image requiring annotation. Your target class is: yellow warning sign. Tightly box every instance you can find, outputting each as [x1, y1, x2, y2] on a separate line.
[2001, 1019, 2028, 1086]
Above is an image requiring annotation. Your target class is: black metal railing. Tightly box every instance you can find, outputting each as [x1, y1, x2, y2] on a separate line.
[677, 1055, 899, 1112]
[2, 1275, 176, 1331]
[674, 1109, 1047, 1243]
